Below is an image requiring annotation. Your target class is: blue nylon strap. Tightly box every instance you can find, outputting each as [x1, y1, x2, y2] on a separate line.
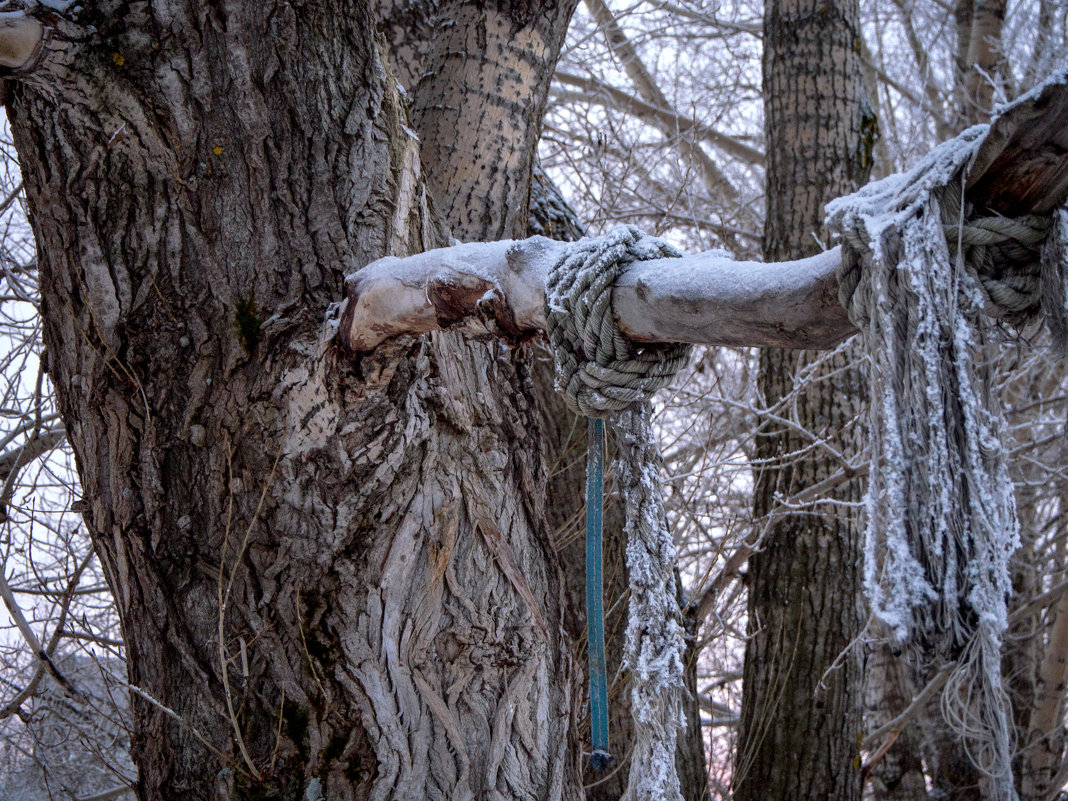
[586, 417, 612, 770]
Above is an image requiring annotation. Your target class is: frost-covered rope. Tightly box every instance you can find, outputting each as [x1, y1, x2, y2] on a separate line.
[545, 224, 691, 801]
[544, 226, 690, 417]
[837, 177, 1051, 324]
[826, 125, 1068, 801]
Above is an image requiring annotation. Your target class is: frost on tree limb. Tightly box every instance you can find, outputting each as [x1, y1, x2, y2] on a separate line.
[339, 239, 851, 353]
[340, 72, 1068, 356]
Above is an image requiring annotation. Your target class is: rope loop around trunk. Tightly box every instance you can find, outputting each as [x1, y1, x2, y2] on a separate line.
[544, 224, 691, 417]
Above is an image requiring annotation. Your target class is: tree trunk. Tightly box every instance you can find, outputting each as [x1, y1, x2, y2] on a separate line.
[384, 2, 709, 796]
[7, 4, 580, 799]
[411, 0, 574, 241]
[733, 0, 871, 799]
[1023, 512, 1068, 801]
[864, 631, 929, 801]
[955, 0, 1008, 128]
[1007, 484, 1041, 800]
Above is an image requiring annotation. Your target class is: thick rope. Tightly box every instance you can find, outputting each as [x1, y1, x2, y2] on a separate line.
[825, 124, 1068, 801]
[545, 225, 691, 801]
[544, 226, 690, 418]
[838, 178, 1051, 325]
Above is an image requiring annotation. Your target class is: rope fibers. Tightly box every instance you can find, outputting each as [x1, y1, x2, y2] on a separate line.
[828, 123, 1068, 801]
[544, 224, 691, 801]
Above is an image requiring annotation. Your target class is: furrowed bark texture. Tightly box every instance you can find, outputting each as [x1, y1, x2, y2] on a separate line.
[864, 632, 928, 801]
[8, 4, 579, 799]
[382, 1, 710, 796]
[955, 0, 1008, 128]
[733, 0, 869, 799]
[1023, 470, 1068, 801]
[1007, 483, 1041, 800]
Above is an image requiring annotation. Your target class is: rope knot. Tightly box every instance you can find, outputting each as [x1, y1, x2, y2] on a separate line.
[835, 176, 1054, 329]
[544, 225, 691, 417]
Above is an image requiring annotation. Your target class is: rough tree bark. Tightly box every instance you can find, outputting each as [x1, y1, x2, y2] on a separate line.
[955, 0, 1008, 128]
[864, 633, 929, 801]
[5, 3, 581, 799]
[1022, 460, 1068, 801]
[383, 2, 709, 796]
[5, 2, 1067, 799]
[733, 0, 871, 800]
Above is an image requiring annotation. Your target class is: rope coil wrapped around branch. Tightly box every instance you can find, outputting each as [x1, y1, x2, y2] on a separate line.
[544, 226, 691, 417]
[544, 225, 692, 801]
[828, 124, 1068, 801]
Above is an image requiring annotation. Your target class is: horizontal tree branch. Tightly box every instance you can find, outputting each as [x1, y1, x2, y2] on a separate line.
[339, 239, 853, 353]
[340, 68, 1068, 357]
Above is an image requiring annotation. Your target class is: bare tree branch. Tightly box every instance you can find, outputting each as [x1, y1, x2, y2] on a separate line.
[553, 69, 765, 166]
[339, 239, 851, 353]
[583, 0, 745, 209]
[76, 785, 134, 801]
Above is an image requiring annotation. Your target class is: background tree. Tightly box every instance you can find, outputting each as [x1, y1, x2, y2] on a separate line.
[732, 0, 870, 799]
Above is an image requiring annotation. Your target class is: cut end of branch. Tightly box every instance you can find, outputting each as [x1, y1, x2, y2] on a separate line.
[967, 66, 1068, 216]
[338, 242, 551, 355]
[0, 12, 43, 70]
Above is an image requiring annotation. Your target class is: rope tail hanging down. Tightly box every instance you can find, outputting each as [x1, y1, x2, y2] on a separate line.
[828, 118, 1068, 801]
[543, 225, 692, 801]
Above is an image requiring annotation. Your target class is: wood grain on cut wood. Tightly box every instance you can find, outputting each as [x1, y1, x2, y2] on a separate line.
[968, 74, 1068, 215]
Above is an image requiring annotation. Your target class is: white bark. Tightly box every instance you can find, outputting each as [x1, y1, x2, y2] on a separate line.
[339, 237, 854, 353]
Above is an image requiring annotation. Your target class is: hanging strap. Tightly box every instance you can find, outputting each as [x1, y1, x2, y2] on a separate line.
[545, 226, 691, 792]
[586, 417, 612, 770]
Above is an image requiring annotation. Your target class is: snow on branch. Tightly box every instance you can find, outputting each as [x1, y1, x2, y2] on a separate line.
[339, 239, 852, 354]
[339, 69, 1068, 357]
